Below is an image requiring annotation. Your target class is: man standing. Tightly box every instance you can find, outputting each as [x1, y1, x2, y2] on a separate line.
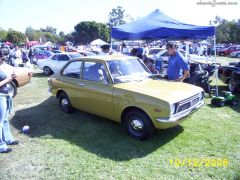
[166, 43, 189, 82]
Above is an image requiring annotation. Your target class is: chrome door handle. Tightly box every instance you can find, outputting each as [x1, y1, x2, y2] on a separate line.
[79, 83, 85, 86]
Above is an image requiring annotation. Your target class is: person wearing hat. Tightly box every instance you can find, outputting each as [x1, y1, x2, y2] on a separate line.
[166, 43, 189, 82]
[0, 51, 18, 153]
[100, 44, 113, 56]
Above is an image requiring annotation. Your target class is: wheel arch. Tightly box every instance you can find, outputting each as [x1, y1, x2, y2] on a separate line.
[121, 106, 151, 124]
[12, 79, 18, 87]
[56, 89, 67, 99]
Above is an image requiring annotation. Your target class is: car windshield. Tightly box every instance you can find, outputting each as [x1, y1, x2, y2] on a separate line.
[107, 58, 151, 83]
[69, 53, 82, 59]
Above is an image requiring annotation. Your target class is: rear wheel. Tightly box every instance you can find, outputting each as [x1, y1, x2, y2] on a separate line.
[217, 100, 225, 107]
[8, 82, 17, 98]
[123, 110, 154, 140]
[228, 78, 238, 92]
[230, 100, 238, 106]
[43, 66, 53, 75]
[58, 93, 74, 113]
[219, 52, 225, 56]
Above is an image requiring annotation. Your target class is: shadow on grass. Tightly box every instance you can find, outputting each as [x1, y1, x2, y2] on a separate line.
[32, 72, 49, 78]
[11, 97, 183, 161]
[207, 85, 240, 113]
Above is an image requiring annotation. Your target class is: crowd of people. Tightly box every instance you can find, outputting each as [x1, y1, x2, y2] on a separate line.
[0, 44, 35, 67]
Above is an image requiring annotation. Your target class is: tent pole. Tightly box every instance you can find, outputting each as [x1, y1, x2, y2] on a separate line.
[214, 34, 218, 96]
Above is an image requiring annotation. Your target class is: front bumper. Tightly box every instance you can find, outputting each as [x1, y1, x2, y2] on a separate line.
[156, 100, 204, 125]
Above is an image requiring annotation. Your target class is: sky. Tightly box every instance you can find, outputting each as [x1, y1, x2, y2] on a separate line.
[0, 0, 239, 34]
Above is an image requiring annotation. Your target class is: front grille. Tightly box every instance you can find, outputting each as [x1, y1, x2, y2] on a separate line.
[176, 94, 200, 113]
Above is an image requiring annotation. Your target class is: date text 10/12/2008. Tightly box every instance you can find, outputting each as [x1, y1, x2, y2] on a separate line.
[170, 158, 229, 167]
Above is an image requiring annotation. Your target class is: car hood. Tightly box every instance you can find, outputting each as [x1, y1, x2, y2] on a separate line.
[1, 63, 32, 75]
[113, 79, 203, 104]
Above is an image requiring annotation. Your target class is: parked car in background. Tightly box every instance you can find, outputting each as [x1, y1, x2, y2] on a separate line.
[1, 63, 32, 97]
[78, 51, 97, 57]
[147, 48, 164, 57]
[37, 52, 82, 75]
[33, 50, 54, 64]
[218, 46, 240, 56]
[48, 55, 204, 140]
[218, 61, 240, 92]
[150, 49, 214, 62]
[229, 51, 240, 58]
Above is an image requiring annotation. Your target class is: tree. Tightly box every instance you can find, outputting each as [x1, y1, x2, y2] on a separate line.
[73, 21, 110, 44]
[6, 30, 26, 44]
[108, 6, 126, 28]
[210, 16, 240, 43]
[40, 26, 57, 35]
[0, 28, 7, 41]
[25, 26, 41, 41]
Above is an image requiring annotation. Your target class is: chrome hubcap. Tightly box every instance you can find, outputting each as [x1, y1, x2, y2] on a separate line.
[229, 80, 235, 91]
[45, 67, 50, 74]
[61, 99, 68, 106]
[131, 119, 143, 130]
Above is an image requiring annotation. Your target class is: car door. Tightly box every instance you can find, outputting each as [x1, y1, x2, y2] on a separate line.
[52, 54, 70, 73]
[79, 61, 114, 120]
[59, 61, 85, 109]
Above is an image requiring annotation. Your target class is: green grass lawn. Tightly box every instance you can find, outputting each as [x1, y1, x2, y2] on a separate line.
[0, 57, 240, 179]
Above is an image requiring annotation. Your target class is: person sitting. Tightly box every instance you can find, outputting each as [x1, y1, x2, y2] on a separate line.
[109, 63, 123, 78]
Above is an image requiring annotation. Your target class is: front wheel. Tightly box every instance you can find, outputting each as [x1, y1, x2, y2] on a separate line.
[228, 78, 238, 92]
[230, 100, 238, 106]
[123, 110, 154, 140]
[58, 93, 74, 113]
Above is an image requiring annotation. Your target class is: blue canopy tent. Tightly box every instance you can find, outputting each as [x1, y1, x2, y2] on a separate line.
[111, 9, 219, 95]
[111, 9, 215, 40]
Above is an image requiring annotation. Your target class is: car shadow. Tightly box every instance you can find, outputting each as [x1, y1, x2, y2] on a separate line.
[32, 72, 49, 78]
[206, 85, 240, 113]
[11, 97, 184, 161]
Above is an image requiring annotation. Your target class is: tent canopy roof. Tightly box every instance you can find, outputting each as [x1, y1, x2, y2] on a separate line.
[112, 9, 215, 40]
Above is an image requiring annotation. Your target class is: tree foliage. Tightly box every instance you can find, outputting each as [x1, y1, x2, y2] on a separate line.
[108, 6, 126, 28]
[7, 30, 26, 44]
[73, 21, 110, 44]
[211, 16, 240, 43]
[0, 28, 7, 41]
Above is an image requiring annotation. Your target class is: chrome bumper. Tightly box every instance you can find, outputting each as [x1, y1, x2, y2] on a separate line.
[156, 100, 204, 123]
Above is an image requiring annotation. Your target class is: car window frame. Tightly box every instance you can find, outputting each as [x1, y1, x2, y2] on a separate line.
[61, 60, 83, 79]
[81, 60, 111, 85]
[57, 54, 71, 61]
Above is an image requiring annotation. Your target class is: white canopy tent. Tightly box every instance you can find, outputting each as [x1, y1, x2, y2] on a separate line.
[90, 39, 108, 46]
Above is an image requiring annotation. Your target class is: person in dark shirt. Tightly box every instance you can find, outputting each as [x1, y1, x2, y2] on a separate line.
[0, 51, 18, 153]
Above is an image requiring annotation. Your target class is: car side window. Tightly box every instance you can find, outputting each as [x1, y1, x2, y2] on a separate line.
[82, 61, 109, 83]
[51, 55, 58, 60]
[162, 51, 168, 56]
[62, 61, 82, 79]
[57, 55, 70, 61]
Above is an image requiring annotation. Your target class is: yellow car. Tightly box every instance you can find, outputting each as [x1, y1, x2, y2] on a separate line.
[48, 55, 204, 140]
[1, 63, 32, 97]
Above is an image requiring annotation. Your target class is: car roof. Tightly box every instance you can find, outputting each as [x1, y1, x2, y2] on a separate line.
[71, 55, 138, 62]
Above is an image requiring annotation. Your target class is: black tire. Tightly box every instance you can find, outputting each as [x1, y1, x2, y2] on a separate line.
[43, 66, 53, 75]
[228, 78, 238, 92]
[211, 98, 217, 106]
[58, 93, 74, 113]
[123, 110, 155, 140]
[230, 100, 238, 106]
[236, 54, 240, 58]
[217, 100, 225, 107]
[8, 82, 17, 98]
[219, 52, 225, 56]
